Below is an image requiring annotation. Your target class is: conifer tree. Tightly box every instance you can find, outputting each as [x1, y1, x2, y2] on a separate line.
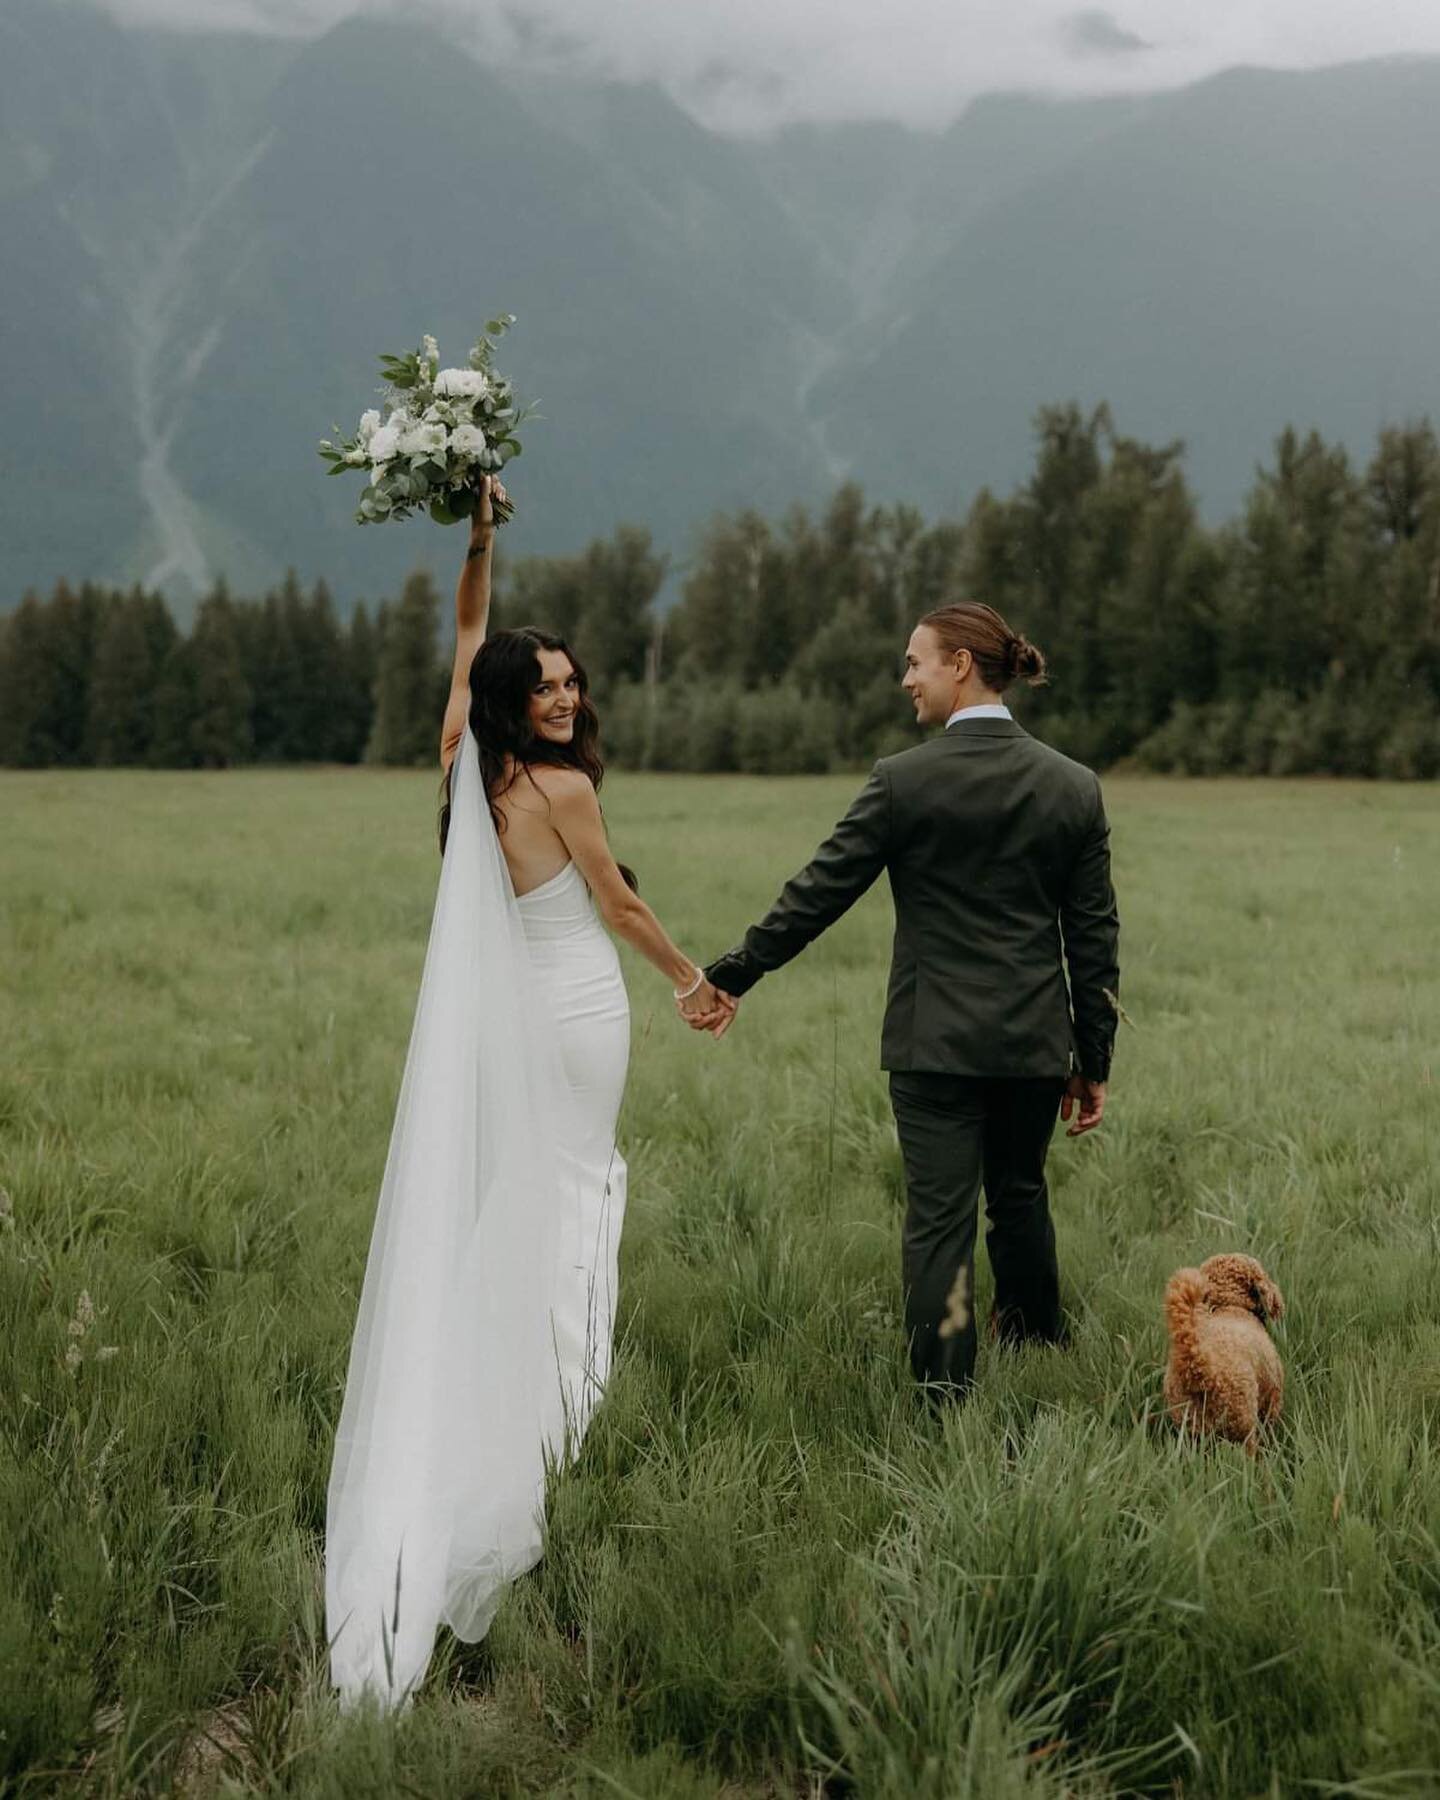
[246, 581, 305, 760]
[0, 594, 49, 766]
[149, 639, 199, 767]
[87, 591, 162, 764]
[336, 602, 378, 763]
[301, 580, 349, 760]
[23, 583, 95, 765]
[368, 571, 440, 765]
[190, 589, 253, 767]
[140, 587, 179, 673]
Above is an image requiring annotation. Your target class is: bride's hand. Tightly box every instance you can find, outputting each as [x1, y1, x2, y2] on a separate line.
[678, 973, 721, 1023]
[469, 474, 509, 545]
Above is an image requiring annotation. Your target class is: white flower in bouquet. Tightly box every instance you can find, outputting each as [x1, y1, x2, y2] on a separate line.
[367, 421, 402, 463]
[450, 421, 488, 458]
[435, 366, 490, 403]
[319, 315, 534, 525]
[399, 419, 448, 459]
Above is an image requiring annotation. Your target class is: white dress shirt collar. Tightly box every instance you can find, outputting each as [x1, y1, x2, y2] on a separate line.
[946, 702, 1013, 727]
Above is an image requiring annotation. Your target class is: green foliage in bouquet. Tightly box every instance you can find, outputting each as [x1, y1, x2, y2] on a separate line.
[318, 317, 538, 526]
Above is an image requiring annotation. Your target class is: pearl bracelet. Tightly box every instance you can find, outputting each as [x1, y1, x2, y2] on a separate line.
[673, 967, 706, 1001]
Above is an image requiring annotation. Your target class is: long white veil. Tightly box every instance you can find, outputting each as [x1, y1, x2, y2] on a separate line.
[325, 725, 571, 1712]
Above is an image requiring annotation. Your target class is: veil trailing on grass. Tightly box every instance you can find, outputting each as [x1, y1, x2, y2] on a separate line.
[325, 725, 570, 1713]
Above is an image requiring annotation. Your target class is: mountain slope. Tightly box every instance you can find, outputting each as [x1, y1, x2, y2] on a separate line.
[813, 59, 1440, 519]
[5, 6, 1440, 612]
[168, 14, 852, 605]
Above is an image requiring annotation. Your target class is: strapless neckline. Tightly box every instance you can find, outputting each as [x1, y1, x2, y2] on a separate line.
[514, 859, 578, 903]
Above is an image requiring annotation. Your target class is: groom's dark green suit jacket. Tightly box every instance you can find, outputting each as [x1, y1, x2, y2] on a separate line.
[705, 715, 1121, 1082]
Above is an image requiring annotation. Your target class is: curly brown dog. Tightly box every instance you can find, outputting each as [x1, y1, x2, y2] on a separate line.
[1162, 1253, 1285, 1452]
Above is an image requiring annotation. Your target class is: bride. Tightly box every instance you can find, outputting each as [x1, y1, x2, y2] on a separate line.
[325, 475, 733, 1711]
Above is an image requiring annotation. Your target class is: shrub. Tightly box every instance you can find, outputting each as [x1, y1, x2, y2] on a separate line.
[735, 684, 832, 774]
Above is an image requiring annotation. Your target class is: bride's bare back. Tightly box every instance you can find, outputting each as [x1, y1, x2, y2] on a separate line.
[489, 761, 575, 897]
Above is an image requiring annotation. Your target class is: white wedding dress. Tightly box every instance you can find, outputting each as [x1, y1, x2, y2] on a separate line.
[324, 725, 629, 1712]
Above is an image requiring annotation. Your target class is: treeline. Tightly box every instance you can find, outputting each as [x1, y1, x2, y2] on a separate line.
[0, 571, 436, 770]
[610, 406, 1440, 778]
[3, 406, 1438, 777]
[0, 534, 664, 773]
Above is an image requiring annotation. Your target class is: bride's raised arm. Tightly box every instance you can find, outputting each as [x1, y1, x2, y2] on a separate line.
[439, 474, 506, 774]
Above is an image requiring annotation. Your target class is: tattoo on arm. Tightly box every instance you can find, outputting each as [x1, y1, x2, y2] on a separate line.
[465, 540, 489, 563]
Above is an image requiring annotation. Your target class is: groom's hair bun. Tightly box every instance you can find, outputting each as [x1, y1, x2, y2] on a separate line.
[1006, 632, 1047, 686]
[920, 602, 1049, 694]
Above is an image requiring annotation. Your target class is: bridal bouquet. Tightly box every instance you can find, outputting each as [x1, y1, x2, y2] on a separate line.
[318, 316, 534, 526]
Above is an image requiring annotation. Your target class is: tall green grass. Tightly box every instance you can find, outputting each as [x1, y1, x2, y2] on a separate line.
[2, 770, 1437, 1796]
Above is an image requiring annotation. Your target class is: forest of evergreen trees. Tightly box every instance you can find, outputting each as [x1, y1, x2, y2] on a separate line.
[3, 406, 1438, 778]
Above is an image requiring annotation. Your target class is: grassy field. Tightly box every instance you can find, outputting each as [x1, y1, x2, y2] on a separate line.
[3, 767, 1439, 1798]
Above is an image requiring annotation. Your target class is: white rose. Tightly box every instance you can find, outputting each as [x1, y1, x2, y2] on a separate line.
[357, 408, 382, 444]
[367, 423, 401, 463]
[343, 445, 368, 465]
[449, 422, 487, 459]
[398, 420, 447, 458]
[435, 367, 490, 402]
[422, 334, 439, 365]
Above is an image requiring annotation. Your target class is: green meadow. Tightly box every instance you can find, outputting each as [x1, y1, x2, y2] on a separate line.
[2, 768, 1438, 1798]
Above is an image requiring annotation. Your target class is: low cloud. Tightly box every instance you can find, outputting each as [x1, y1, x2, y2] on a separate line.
[93, 0, 1440, 130]
[1061, 10, 1151, 57]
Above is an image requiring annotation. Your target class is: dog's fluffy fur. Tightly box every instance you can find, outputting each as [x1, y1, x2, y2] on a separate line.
[1162, 1253, 1285, 1452]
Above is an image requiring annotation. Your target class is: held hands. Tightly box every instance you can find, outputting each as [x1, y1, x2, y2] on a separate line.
[1061, 1075, 1106, 1136]
[676, 972, 740, 1040]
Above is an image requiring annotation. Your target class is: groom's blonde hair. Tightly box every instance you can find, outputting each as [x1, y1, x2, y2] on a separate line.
[919, 602, 1048, 693]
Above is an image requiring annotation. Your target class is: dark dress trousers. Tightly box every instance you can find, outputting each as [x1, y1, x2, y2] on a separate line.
[705, 715, 1120, 1398]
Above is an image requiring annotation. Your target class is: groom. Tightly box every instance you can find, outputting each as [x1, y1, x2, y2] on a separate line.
[692, 602, 1120, 1404]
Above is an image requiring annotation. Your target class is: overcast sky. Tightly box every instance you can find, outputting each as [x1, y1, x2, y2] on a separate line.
[95, 0, 1440, 130]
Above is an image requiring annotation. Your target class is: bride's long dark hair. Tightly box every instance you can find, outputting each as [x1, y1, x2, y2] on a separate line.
[438, 626, 636, 889]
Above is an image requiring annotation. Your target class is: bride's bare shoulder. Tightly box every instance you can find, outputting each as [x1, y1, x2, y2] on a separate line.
[524, 764, 595, 808]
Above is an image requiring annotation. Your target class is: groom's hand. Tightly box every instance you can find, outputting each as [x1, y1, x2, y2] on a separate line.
[678, 978, 738, 1039]
[705, 990, 739, 1039]
[1061, 1076, 1106, 1136]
